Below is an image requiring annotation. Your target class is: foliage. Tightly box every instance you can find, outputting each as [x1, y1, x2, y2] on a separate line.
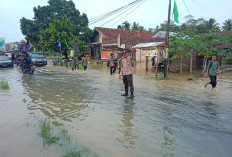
[118, 21, 131, 30]
[39, 119, 60, 146]
[225, 52, 232, 65]
[222, 19, 232, 31]
[0, 78, 9, 89]
[20, 0, 92, 53]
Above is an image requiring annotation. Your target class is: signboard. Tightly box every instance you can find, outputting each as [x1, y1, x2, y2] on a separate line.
[101, 49, 112, 59]
[142, 47, 158, 56]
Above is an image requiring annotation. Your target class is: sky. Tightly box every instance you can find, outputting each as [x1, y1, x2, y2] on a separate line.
[0, 0, 231, 43]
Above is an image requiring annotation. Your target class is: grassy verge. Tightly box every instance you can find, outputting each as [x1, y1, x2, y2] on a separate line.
[0, 78, 9, 89]
[56, 61, 92, 70]
[39, 119, 98, 157]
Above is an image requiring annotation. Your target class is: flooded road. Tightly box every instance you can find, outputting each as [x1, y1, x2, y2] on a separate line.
[0, 63, 232, 157]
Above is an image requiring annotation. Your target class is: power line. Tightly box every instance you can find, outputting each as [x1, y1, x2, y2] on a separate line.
[99, 0, 145, 27]
[107, 0, 147, 27]
[89, 0, 143, 25]
[190, 0, 227, 19]
[182, 0, 191, 15]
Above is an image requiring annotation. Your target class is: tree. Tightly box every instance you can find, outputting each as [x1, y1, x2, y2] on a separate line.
[132, 22, 140, 30]
[222, 19, 232, 32]
[20, 0, 92, 52]
[204, 18, 220, 33]
[122, 21, 131, 30]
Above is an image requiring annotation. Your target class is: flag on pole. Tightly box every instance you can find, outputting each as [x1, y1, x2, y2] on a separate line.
[58, 40, 62, 47]
[65, 39, 69, 48]
[173, 0, 180, 23]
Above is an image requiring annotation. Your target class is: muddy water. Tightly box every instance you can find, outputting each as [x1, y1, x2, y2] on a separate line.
[0, 64, 232, 157]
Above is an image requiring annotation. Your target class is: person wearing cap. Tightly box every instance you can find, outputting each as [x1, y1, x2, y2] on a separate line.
[120, 49, 134, 99]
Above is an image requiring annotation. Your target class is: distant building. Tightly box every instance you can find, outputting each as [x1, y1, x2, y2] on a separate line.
[90, 27, 164, 60]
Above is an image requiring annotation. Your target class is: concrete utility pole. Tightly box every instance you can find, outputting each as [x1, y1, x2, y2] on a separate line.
[164, 0, 172, 78]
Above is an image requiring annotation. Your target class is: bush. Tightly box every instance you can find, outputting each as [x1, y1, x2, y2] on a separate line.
[0, 78, 9, 89]
[225, 53, 232, 65]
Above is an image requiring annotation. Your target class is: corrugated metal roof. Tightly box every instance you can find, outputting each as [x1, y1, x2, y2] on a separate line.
[133, 42, 165, 48]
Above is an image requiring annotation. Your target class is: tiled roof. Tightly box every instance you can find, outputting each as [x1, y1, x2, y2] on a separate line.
[94, 27, 164, 46]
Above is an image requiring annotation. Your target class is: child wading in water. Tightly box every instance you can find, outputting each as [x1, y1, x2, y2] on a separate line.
[205, 53, 222, 91]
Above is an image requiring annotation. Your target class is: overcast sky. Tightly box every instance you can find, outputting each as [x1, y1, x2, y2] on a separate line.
[0, 0, 231, 43]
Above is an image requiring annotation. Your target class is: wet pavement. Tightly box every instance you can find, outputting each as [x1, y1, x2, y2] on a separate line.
[0, 63, 232, 157]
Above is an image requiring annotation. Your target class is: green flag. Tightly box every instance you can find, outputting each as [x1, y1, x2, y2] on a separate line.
[65, 39, 69, 48]
[173, 0, 180, 23]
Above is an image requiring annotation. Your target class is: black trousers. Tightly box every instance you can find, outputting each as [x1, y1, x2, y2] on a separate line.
[123, 74, 134, 94]
[110, 66, 116, 75]
[118, 68, 121, 74]
[210, 76, 217, 88]
[75, 64, 79, 70]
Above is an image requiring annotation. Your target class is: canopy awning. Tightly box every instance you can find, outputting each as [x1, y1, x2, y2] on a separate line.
[133, 42, 165, 48]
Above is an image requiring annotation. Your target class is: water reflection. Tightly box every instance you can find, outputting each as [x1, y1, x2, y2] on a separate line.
[117, 99, 137, 149]
[23, 69, 96, 125]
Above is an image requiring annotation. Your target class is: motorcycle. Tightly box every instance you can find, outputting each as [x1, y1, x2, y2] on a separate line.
[22, 64, 35, 75]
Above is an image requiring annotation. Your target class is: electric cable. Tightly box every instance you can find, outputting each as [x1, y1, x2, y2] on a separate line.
[89, 0, 142, 25]
[107, 0, 147, 27]
[182, 0, 191, 15]
[99, 0, 145, 27]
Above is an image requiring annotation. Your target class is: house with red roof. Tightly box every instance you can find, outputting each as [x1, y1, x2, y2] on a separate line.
[90, 27, 165, 59]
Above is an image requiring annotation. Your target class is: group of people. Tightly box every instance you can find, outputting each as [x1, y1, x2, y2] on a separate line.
[53, 55, 88, 71]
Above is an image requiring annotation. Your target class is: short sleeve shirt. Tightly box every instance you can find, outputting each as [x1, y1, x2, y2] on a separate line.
[121, 56, 132, 76]
[208, 60, 219, 76]
[108, 57, 115, 67]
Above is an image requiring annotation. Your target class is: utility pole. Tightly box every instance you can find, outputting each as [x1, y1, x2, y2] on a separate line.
[164, 0, 172, 78]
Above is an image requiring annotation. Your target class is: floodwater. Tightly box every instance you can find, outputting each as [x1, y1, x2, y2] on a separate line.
[0, 62, 232, 157]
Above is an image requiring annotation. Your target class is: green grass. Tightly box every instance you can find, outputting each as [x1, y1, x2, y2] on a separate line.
[38, 119, 98, 157]
[39, 119, 60, 146]
[0, 78, 9, 89]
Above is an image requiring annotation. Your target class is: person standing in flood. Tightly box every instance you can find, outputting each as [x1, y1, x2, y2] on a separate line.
[71, 57, 75, 71]
[108, 53, 116, 75]
[120, 49, 134, 99]
[53, 55, 57, 66]
[118, 57, 122, 79]
[82, 56, 88, 72]
[59, 56, 63, 67]
[64, 58, 68, 70]
[74, 56, 79, 70]
[205, 53, 222, 91]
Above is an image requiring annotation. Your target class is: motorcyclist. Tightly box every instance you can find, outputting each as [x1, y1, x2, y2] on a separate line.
[22, 53, 32, 72]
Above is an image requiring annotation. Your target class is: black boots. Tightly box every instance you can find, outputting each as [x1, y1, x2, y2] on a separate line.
[121, 92, 134, 99]
[121, 93, 128, 96]
[128, 93, 134, 99]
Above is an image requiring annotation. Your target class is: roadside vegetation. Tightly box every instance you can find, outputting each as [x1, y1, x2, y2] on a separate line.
[39, 119, 98, 157]
[0, 78, 9, 89]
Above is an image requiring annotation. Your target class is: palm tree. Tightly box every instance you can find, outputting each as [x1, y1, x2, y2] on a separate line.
[122, 21, 131, 30]
[204, 18, 219, 32]
[132, 22, 140, 30]
[222, 19, 232, 31]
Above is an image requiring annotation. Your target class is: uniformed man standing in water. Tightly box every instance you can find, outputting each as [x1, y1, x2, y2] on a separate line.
[120, 49, 134, 99]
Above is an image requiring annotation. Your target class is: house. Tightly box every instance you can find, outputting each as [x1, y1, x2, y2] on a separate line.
[90, 27, 164, 60]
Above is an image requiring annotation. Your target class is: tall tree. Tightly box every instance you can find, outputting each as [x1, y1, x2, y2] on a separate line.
[132, 22, 140, 30]
[204, 18, 220, 33]
[122, 21, 131, 30]
[222, 19, 232, 32]
[20, 0, 92, 52]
